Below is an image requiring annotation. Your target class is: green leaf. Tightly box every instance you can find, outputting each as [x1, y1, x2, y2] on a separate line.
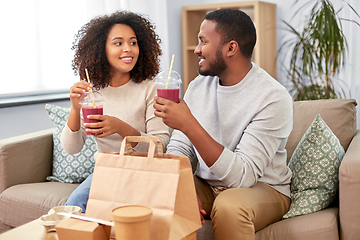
[277, 0, 358, 100]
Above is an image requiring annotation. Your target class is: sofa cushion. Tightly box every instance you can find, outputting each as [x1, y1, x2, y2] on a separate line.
[286, 99, 357, 163]
[0, 182, 79, 228]
[45, 104, 97, 183]
[0, 129, 53, 193]
[255, 207, 339, 240]
[0, 221, 12, 234]
[283, 114, 344, 219]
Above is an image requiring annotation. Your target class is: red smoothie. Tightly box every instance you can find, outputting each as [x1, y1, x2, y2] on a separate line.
[82, 106, 103, 135]
[157, 88, 180, 103]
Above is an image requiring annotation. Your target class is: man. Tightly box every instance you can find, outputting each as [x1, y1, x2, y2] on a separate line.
[154, 9, 292, 240]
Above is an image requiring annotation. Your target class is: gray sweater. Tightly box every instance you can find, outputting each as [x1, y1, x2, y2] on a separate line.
[167, 63, 293, 197]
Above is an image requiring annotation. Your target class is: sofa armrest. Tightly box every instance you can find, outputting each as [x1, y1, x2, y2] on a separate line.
[339, 129, 360, 240]
[0, 129, 54, 193]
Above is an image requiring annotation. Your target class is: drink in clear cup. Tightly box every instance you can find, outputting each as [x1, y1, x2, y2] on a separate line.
[154, 70, 182, 103]
[80, 90, 104, 135]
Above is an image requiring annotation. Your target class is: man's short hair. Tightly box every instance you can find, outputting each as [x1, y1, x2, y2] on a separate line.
[205, 9, 257, 58]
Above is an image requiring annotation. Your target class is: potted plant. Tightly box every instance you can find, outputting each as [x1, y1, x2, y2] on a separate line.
[278, 0, 359, 101]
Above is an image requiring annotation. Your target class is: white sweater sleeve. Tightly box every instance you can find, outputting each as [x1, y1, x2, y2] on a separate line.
[60, 123, 87, 155]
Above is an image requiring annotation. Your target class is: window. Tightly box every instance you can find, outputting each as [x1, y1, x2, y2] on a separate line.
[0, 0, 88, 98]
[0, 0, 170, 106]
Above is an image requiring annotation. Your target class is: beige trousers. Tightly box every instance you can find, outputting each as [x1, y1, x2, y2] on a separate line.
[194, 176, 290, 240]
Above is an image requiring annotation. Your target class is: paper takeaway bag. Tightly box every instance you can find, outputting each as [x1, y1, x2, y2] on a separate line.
[85, 136, 201, 240]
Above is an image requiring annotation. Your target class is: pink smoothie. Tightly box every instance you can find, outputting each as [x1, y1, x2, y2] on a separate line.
[157, 88, 180, 103]
[82, 106, 103, 135]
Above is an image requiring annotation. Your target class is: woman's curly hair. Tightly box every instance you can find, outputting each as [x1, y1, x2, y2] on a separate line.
[72, 11, 162, 89]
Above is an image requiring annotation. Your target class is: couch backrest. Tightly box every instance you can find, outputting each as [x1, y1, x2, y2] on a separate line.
[285, 99, 357, 163]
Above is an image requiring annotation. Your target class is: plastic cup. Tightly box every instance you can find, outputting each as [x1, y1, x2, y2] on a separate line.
[111, 205, 152, 240]
[154, 70, 182, 103]
[80, 90, 104, 135]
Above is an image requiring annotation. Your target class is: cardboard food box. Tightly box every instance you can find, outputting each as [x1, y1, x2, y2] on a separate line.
[55, 218, 111, 240]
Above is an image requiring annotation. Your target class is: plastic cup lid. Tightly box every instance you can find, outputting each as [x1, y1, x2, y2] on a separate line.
[154, 70, 182, 84]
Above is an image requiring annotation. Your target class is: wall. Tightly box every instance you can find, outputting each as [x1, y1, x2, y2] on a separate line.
[166, 0, 292, 85]
[0, 100, 71, 140]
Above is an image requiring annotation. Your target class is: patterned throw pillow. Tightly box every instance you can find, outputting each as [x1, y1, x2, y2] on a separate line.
[45, 104, 96, 183]
[283, 114, 345, 219]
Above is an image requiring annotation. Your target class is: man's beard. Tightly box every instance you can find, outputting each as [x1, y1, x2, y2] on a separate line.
[198, 47, 227, 77]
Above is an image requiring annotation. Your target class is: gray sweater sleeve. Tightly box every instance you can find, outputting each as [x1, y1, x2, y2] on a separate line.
[209, 91, 293, 189]
[166, 129, 197, 162]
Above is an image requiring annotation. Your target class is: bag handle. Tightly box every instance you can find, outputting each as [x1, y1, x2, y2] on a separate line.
[119, 136, 164, 157]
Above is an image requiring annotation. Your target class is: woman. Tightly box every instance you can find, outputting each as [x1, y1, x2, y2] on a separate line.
[61, 11, 169, 212]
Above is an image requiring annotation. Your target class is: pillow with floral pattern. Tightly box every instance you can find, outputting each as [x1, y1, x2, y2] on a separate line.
[45, 104, 96, 183]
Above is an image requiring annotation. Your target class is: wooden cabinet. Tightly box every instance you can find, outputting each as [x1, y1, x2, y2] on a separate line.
[181, 1, 277, 91]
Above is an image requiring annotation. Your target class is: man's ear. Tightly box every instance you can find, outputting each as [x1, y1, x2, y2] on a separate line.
[226, 40, 238, 57]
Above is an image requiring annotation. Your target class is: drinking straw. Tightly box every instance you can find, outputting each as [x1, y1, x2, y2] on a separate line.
[166, 54, 175, 88]
[85, 68, 96, 107]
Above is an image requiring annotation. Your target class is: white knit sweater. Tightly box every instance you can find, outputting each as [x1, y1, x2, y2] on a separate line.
[61, 79, 169, 155]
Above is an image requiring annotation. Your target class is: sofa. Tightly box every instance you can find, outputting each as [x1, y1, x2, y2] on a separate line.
[0, 99, 360, 240]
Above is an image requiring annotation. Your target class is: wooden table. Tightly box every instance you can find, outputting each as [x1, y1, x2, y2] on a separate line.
[0, 220, 196, 240]
[0, 220, 58, 240]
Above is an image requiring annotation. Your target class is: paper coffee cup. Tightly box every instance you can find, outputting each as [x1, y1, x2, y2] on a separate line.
[111, 205, 152, 240]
